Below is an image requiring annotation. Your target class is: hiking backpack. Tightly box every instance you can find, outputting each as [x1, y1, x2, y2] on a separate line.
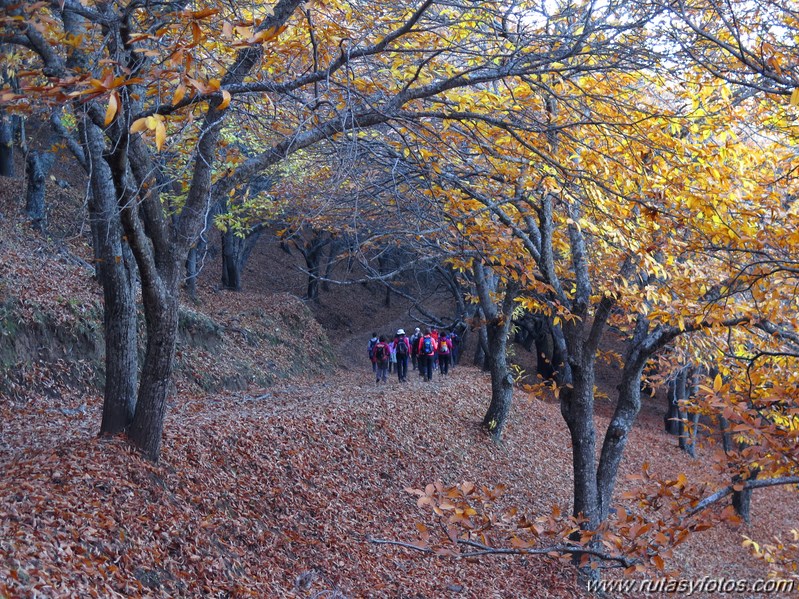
[422, 336, 433, 355]
[396, 339, 408, 357]
[375, 344, 387, 362]
[439, 340, 450, 354]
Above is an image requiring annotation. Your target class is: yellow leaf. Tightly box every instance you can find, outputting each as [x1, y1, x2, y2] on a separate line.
[791, 88, 799, 107]
[155, 121, 166, 151]
[130, 117, 148, 134]
[218, 89, 231, 110]
[104, 92, 118, 126]
[172, 83, 186, 106]
[713, 373, 722, 392]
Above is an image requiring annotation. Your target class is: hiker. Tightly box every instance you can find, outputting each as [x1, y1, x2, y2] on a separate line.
[368, 332, 379, 373]
[417, 328, 438, 382]
[438, 333, 452, 377]
[372, 335, 390, 384]
[394, 329, 411, 382]
[409, 327, 422, 370]
[430, 328, 440, 370]
[388, 337, 397, 374]
[449, 329, 460, 366]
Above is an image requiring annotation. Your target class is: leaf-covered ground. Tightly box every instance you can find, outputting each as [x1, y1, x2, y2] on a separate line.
[3, 356, 798, 597]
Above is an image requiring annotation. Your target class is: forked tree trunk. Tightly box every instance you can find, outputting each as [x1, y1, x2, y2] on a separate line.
[221, 227, 264, 291]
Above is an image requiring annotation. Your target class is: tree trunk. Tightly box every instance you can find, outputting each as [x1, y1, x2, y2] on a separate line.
[81, 119, 139, 436]
[597, 360, 646, 519]
[25, 150, 47, 231]
[481, 318, 515, 440]
[221, 230, 243, 291]
[128, 289, 179, 461]
[474, 320, 490, 371]
[473, 261, 518, 441]
[682, 411, 699, 458]
[0, 113, 13, 177]
[719, 416, 733, 453]
[664, 375, 681, 435]
[322, 238, 343, 292]
[221, 227, 263, 291]
[560, 359, 600, 529]
[185, 244, 200, 302]
[732, 467, 761, 523]
[305, 244, 322, 301]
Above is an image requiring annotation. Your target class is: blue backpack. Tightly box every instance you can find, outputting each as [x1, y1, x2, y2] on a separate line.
[422, 336, 433, 355]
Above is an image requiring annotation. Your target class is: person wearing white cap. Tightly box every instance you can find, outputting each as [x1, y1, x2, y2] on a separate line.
[409, 327, 422, 371]
[393, 328, 411, 382]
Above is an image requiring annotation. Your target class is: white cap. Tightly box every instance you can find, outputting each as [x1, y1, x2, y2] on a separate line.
[397, 328, 405, 335]
[415, 327, 420, 333]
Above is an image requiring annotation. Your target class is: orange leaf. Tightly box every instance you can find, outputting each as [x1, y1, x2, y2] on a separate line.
[172, 83, 186, 106]
[155, 120, 166, 151]
[191, 8, 220, 19]
[104, 91, 119, 126]
[191, 22, 203, 46]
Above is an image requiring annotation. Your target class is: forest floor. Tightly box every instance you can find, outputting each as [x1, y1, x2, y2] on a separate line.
[2, 350, 798, 597]
[1, 166, 798, 597]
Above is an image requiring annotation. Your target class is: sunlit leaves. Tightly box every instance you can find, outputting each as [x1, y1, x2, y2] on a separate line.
[130, 115, 167, 151]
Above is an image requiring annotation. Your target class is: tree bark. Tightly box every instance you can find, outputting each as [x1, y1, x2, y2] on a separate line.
[474, 261, 518, 441]
[25, 150, 47, 231]
[482, 318, 516, 440]
[0, 112, 13, 177]
[80, 119, 139, 436]
[732, 467, 761, 523]
[128, 289, 179, 461]
[560, 358, 600, 529]
[220, 227, 264, 291]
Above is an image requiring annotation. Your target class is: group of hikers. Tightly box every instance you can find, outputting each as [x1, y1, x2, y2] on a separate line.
[368, 327, 460, 384]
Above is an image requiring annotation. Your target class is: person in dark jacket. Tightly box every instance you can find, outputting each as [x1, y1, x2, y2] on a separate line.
[409, 327, 422, 371]
[368, 333, 379, 373]
[372, 335, 390, 384]
[417, 329, 438, 382]
[393, 329, 411, 382]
